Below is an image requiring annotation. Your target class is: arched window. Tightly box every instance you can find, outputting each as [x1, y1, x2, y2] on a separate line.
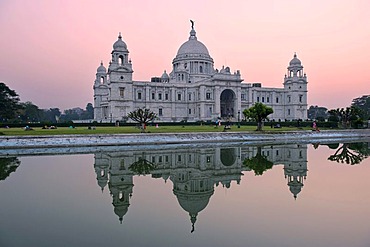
[118, 55, 123, 65]
[206, 92, 211, 100]
[119, 191, 124, 201]
[290, 70, 294, 77]
[181, 74, 184, 81]
[100, 76, 104, 84]
[199, 66, 203, 73]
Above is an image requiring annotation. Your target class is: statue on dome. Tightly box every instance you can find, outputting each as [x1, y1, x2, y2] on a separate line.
[190, 20, 194, 29]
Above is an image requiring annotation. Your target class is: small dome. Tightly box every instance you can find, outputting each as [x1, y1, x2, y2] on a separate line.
[97, 62, 106, 73]
[113, 33, 128, 51]
[289, 53, 301, 66]
[161, 70, 169, 79]
[114, 206, 128, 224]
[288, 179, 303, 199]
[177, 29, 210, 56]
[97, 178, 108, 190]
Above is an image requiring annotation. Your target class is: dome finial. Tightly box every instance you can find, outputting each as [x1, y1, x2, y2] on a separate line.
[189, 20, 197, 40]
[294, 52, 297, 58]
[190, 20, 194, 29]
[118, 32, 122, 39]
[190, 213, 197, 233]
[100, 60, 103, 66]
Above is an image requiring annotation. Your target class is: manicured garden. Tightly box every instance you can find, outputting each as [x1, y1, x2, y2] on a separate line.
[0, 124, 314, 136]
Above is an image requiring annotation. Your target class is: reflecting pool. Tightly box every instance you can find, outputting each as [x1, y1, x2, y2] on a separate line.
[1, 140, 370, 247]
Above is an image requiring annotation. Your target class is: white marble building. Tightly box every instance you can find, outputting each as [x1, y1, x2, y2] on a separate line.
[93, 23, 308, 122]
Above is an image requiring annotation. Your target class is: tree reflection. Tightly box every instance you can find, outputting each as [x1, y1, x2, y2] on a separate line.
[328, 142, 370, 165]
[0, 157, 20, 181]
[128, 156, 157, 175]
[243, 147, 273, 175]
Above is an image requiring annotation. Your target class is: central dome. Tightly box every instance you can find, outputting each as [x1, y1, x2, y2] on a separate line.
[171, 23, 215, 82]
[177, 29, 210, 56]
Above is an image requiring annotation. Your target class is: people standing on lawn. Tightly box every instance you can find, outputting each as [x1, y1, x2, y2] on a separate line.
[313, 121, 320, 132]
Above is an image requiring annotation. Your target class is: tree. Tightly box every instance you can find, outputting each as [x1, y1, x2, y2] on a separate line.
[84, 103, 94, 119]
[61, 107, 83, 122]
[243, 146, 273, 175]
[43, 108, 61, 123]
[328, 107, 363, 128]
[0, 82, 22, 122]
[127, 108, 157, 132]
[328, 142, 370, 165]
[243, 102, 273, 131]
[327, 108, 340, 122]
[59, 104, 94, 122]
[0, 157, 20, 181]
[308, 105, 328, 120]
[128, 157, 157, 175]
[19, 101, 43, 123]
[351, 95, 370, 120]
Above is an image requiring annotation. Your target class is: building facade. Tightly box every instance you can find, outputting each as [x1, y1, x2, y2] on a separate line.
[93, 23, 308, 122]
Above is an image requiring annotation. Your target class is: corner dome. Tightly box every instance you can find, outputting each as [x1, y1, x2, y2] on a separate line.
[97, 62, 106, 73]
[114, 206, 128, 224]
[113, 33, 128, 51]
[161, 70, 169, 79]
[177, 28, 210, 56]
[289, 53, 301, 66]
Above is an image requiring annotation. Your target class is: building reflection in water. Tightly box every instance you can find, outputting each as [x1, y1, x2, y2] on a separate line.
[93, 144, 308, 230]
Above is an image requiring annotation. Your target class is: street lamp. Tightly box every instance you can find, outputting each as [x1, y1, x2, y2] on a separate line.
[237, 110, 240, 128]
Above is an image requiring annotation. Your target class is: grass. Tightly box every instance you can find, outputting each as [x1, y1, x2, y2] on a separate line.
[0, 125, 314, 136]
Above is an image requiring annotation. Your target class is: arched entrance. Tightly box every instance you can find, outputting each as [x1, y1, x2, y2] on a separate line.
[220, 148, 237, 167]
[220, 89, 236, 119]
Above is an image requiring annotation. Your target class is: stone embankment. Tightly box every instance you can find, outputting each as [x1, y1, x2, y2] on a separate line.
[1, 129, 369, 150]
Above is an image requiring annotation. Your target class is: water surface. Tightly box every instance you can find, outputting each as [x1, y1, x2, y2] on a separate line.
[1, 140, 369, 247]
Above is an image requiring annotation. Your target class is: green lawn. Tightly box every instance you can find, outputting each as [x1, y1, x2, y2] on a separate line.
[0, 125, 313, 136]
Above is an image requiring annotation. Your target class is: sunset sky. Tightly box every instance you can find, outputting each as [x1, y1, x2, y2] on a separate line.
[0, 0, 369, 111]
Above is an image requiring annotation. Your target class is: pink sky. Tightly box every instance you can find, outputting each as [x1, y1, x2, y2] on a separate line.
[0, 0, 369, 110]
